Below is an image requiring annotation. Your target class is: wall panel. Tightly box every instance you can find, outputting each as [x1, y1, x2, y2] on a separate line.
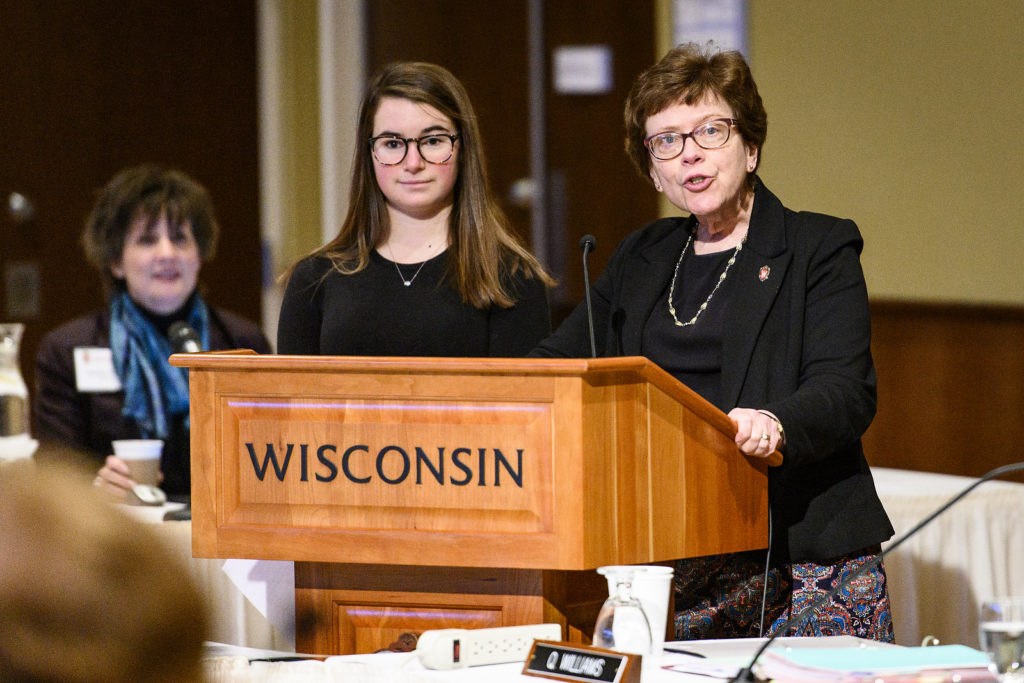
[864, 301, 1024, 483]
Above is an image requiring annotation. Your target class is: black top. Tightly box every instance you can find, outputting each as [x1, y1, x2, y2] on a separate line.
[643, 247, 735, 410]
[277, 250, 551, 357]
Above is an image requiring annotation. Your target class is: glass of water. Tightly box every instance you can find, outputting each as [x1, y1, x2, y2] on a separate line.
[593, 566, 652, 656]
[979, 597, 1024, 682]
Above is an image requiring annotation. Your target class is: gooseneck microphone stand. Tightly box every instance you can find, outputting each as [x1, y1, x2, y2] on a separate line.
[730, 461, 1024, 682]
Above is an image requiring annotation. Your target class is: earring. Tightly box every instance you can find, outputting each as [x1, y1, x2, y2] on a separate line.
[654, 181, 663, 191]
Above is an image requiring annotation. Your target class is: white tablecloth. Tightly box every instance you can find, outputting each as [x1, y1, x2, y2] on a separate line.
[141, 467, 1024, 654]
[873, 467, 1024, 647]
[132, 511, 292, 652]
[203, 635, 896, 682]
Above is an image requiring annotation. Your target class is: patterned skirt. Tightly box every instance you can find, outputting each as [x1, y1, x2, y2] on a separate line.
[672, 547, 894, 642]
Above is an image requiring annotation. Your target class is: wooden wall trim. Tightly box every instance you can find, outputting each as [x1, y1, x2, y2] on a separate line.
[870, 298, 1024, 323]
[864, 299, 1024, 483]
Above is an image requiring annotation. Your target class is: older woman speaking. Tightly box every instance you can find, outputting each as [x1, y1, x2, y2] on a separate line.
[533, 43, 895, 641]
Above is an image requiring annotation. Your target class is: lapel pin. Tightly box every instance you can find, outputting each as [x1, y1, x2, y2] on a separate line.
[758, 265, 771, 282]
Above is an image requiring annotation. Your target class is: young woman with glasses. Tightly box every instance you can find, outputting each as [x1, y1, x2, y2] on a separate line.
[277, 62, 553, 357]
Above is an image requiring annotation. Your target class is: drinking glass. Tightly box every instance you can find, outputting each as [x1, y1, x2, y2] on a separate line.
[593, 566, 653, 656]
[979, 597, 1024, 682]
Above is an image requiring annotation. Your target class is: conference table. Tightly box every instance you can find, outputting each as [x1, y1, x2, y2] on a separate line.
[133, 507, 293, 651]
[201, 635, 995, 682]
[872, 467, 1024, 648]
[150, 467, 1024, 652]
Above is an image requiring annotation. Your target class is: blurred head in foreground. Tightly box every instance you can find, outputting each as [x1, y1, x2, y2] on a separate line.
[0, 461, 209, 682]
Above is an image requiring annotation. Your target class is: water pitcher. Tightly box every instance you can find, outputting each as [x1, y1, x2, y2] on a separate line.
[0, 323, 29, 437]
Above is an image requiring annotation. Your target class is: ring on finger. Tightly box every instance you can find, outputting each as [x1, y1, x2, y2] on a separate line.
[760, 432, 770, 441]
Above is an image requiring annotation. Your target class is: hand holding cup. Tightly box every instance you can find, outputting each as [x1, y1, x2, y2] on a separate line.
[112, 439, 163, 485]
[96, 440, 164, 502]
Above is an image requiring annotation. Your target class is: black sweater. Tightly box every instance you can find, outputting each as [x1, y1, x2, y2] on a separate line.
[277, 250, 551, 357]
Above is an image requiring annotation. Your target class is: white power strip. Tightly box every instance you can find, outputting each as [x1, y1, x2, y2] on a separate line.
[416, 623, 562, 669]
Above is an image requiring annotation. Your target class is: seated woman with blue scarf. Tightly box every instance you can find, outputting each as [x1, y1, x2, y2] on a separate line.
[33, 165, 270, 500]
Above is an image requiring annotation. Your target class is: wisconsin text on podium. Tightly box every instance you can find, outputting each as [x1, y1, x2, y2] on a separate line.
[245, 443, 526, 487]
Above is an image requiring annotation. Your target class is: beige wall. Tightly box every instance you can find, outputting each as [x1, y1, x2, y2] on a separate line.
[264, 1, 1024, 313]
[747, 1, 1023, 305]
[258, 0, 365, 345]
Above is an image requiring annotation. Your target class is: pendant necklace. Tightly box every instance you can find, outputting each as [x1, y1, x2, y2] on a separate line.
[667, 226, 746, 327]
[387, 243, 432, 287]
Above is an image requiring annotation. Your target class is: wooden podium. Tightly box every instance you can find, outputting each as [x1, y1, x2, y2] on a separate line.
[170, 352, 778, 655]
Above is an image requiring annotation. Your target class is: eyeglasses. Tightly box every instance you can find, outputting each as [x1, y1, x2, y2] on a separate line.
[370, 133, 460, 165]
[645, 118, 738, 160]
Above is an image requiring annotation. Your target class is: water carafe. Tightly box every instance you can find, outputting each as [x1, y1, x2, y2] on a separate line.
[0, 323, 29, 437]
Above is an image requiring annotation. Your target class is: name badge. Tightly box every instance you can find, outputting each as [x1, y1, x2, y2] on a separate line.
[74, 347, 122, 392]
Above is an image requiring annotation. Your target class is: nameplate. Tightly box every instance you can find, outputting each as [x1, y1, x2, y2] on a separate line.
[522, 641, 640, 683]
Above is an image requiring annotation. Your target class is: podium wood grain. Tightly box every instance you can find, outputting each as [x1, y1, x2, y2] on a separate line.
[171, 352, 778, 654]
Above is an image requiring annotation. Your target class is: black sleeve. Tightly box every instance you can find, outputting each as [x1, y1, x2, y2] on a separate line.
[209, 309, 272, 353]
[764, 218, 877, 468]
[277, 258, 326, 355]
[486, 271, 552, 357]
[246, 330, 273, 354]
[33, 330, 91, 450]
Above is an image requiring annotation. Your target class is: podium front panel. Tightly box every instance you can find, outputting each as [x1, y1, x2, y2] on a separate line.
[225, 395, 554, 533]
[179, 354, 772, 570]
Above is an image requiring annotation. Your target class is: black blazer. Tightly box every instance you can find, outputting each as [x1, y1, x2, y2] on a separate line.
[534, 182, 894, 563]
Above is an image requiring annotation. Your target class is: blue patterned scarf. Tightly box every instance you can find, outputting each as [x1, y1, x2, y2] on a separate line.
[110, 291, 210, 438]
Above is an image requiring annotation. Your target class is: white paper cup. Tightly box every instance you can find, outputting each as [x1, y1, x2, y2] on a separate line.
[112, 439, 163, 486]
[601, 565, 674, 654]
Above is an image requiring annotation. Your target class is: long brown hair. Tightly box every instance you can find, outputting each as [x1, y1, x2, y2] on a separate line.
[289, 61, 552, 308]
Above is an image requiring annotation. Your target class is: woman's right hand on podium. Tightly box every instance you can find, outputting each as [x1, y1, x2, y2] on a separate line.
[728, 407, 784, 460]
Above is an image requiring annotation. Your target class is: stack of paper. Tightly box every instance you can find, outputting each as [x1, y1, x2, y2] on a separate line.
[757, 644, 995, 682]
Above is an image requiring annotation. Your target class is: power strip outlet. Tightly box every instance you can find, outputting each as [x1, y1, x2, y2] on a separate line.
[416, 623, 562, 669]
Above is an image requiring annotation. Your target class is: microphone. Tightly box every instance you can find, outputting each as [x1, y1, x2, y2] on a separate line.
[579, 234, 597, 358]
[168, 321, 202, 353]
[730, 461, 1024, 682]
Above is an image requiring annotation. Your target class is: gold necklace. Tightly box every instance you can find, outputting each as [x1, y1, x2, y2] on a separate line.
[667, 228, 746, 327]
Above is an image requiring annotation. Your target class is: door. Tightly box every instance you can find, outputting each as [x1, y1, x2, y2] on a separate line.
[366, 0, 659, 324]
